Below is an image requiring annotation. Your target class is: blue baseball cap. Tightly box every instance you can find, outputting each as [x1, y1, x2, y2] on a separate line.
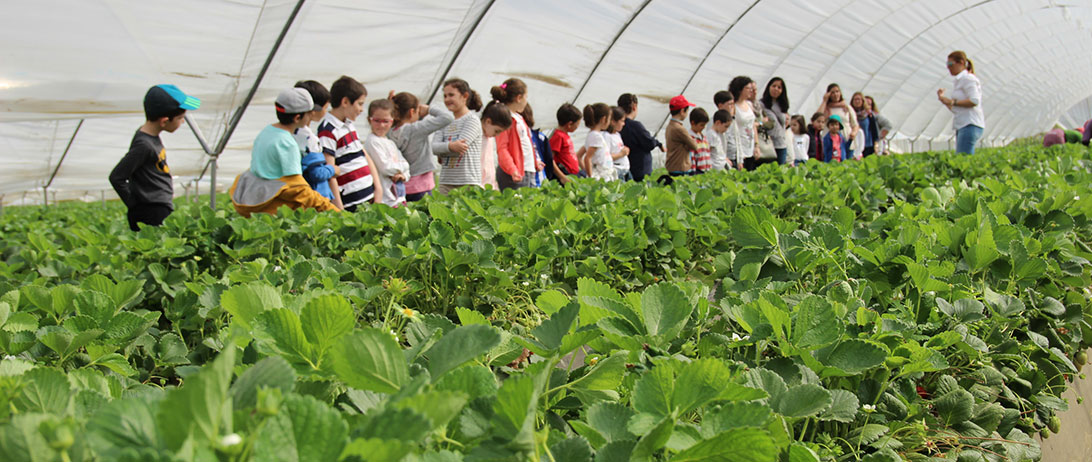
[144, 84, 200, 119]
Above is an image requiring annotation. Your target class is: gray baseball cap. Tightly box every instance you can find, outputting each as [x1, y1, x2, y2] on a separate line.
[275, 87, 316, 114]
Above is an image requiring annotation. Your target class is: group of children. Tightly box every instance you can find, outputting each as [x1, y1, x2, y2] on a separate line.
[110, 76, 893, 230]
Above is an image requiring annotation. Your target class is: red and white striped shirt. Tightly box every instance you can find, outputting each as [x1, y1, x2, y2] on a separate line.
[688, 129, 712, 173]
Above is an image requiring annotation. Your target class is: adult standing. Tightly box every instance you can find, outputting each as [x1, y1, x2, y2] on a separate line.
[758, 77, 790, 165]
[937, 51, 984, 154]
[851, 93, 893, 158]
[728, 76, 760, 171]
[819, 83, 859, 159]
[617, 93, 663, 182]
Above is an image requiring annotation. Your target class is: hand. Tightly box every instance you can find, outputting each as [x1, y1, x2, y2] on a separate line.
[333, 165, 341, 175]
[658, 145, 665, 153]
[392, 173, 406, 182]
[449, 139, 469, 155]
[559, 175, 571, 185]
[388, 90, 396, 100]
[936, 89, 946, 99]
[535, 160, 545, 171]
[512, 172, 523, 182]
[418, 104, 429, 118]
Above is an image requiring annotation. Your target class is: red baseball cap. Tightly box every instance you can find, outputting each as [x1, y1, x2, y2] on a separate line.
[669, 95, 696, 112]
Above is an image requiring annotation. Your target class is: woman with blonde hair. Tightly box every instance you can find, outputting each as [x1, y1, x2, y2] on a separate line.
[937, 51, 984, 154]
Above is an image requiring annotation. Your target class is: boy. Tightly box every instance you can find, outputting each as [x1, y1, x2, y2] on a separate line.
[688, 108, 712, 174]
[822, 114, 845, 163]
[293, 80, 337, 203]
[807, 112, 826, 161]
[665, 95, 699, 176]
[549, 103, 583, 185]
[617, 93, 663, 182]
[317, 76, 382, 212]
[708, 109, 732, 170]
[229, 88, 337, 217]
[110, 84, 200, 231]
[362, 99, 409, 207]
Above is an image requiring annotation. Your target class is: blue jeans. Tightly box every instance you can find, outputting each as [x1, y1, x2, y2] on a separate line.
[776, 148, 789, 165]
[616, 169, 633, 181]
[956, 125, 983, 154]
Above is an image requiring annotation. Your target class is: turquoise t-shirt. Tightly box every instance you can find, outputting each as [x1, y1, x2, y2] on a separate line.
[251, 125, 303, 180]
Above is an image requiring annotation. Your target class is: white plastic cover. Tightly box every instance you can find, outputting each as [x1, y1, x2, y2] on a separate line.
[2, 0, 1091, 205]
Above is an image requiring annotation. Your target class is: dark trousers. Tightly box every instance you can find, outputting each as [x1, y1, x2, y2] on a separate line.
[743, 157, 758, 171]
[630, 152, 652, 181]
[127, 203, 172, 231]
[862, 146, 875, 157]
[496, 168, 533, 190]
[405, 191, 431, 202]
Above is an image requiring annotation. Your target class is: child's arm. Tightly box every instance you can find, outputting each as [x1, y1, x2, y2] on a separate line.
[364, 149, 383, 204]
[406, 105, 456, 137]
[575, 146, 587, 173]
[551, 159, 570, 184]
[611, 146, 630, 161]
[322, 154, 343, 209]
[494, 126, 522, 180]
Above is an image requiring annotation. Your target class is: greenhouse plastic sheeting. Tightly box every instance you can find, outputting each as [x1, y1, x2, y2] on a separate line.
[2, 0, 1091, 205]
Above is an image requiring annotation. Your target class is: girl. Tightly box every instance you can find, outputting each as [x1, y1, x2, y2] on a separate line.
[480, 101, 512, 190]
[790, 115, 809, 166]
[759, 77, 790, 165]
[362, 99, 409, 207]
[937, 50, 984, 154]
[490, 78, 537, 190]
[577, 103, 613, 181]
[431, 78, 483, 194]
[520, 104, 550, 187]
[607, 106, 631, 181]
[728, 76, 759, 171]
[818, 83, 859, 159]
[389, 92, 454, 201]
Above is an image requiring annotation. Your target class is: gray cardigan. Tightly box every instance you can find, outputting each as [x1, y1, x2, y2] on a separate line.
[388, 105, 455, 177]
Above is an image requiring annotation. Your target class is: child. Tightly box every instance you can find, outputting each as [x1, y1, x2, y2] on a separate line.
[317, 76, 382, 211]
[709, 109, 731, 170]
[491, 78, 535, 190]
[110, 84, 199, 231]
[822, 114, 846, 163]
[616, 93, 663, 182]
[688, 108, 712, 174]
[363, 100, 410, 207]
[230, 88, 337, 217]
[480, 101, 513, 189]
[521, 104, 552, 187]
[665, 95, 700, 176]
[432, 78, 483, 194]
[549, 103, 583, 184]
[606, 106, 631, 181]
[293, 80, 336, 202]
[806, 112, 825, 161]
[578, 103, 613, 181]
[790, 115, 809, 166]
[389, 91, 454, 201]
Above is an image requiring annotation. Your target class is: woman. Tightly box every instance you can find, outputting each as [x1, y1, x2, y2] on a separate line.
[728, 76, 760, 171]
[758, 77, 790, 165]
[851, 92, 892, 158]
[937, 51, 984, 154]
[431, 78, 483, 194]
[818, 83, 859, 159]
[862, 95, 892, 156]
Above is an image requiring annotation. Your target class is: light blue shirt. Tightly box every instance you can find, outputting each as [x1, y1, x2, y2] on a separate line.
[251, 125, 303, 180]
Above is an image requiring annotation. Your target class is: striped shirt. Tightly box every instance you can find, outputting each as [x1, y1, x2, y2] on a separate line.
[317, 113, 374, 210]
[688, 128, 712, 173]
[432, 112, 483, 186]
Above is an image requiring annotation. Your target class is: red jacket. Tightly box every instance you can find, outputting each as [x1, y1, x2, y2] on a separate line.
[495, 117, 527, 179]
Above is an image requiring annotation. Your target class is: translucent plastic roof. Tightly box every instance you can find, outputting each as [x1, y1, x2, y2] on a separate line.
[2, 0, 1091, 205]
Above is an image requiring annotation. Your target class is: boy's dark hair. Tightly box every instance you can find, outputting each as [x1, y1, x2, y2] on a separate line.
[443, 78, 482, 111]
[521, 103, 535, 128]
[556, 103, 582, 126]
[713, 109, 731, 124]
[670, 106, 689, 117]
[583, 103, 611, 129]
[606, 106, 626, 133]
[811, 112, 826, 122]
[689, 108, 709, 125]
[481, 101, 513, 130]
[391, 92, 419, 124]
[295, 80, 330, 108]
[490, 78, 527, 105]
[276, 111, 304, 126]
[368, 99, 393, 118]
[330, 75, 367, 108]
[150, 108, 186, 122]
[617, 93, 638, 114]
[714, 90, 734, 107]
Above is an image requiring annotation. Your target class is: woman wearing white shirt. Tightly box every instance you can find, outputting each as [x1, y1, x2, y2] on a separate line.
[728, 76, 759, 171]
[937, 51, 984, 154]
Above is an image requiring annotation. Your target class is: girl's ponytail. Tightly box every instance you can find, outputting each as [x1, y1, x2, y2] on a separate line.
[467, 90, 483, 111]
[490, 78, 527, 105]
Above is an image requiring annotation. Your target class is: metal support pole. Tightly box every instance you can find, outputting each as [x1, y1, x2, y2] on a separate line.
[42, 186, 48, 207]
[210, 159, 218, 210]
[185, 113, 215, 156]
[101, 190, 105, 207]
[42, 119, 85, 200]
